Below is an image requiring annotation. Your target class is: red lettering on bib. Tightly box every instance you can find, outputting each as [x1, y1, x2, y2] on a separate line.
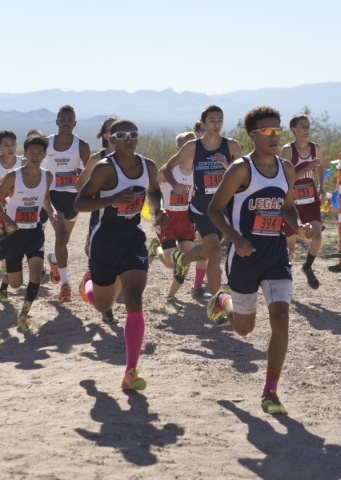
[55, 171, 77, 188]
[203, 171, 224, 194]
[15, 206, 39, 229]
[252, 210, 282, 236]
[169, 191, 189, 209]
[117, 191, 145, 217]
[293, 183, 315, 205]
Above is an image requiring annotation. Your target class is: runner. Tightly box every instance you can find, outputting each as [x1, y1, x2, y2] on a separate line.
[23, 129, 50, 284]
[42, 105, 90, 301]
[0, 135, 58, 331]
[74, 118, 167, 390]
[0, 130, 22, 302]
[281, 113, 326, 289]
[163, 105, 242, 295]
[194, 120, 206, 138]
[150, 131, 211, 312]
[207, 106, 314, 413]
[75, 116, 122, 324]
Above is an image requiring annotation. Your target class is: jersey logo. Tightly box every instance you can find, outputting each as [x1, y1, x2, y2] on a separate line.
[248, 197, 284, 210]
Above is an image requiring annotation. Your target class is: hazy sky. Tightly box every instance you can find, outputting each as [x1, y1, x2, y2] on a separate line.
[2, 0, 340, 95]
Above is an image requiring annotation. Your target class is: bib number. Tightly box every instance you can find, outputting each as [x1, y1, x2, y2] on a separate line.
[117, 191, 145, 218]
[203, 171, 224, 194]
[55, 171, 77, 188]
[293, 183, 315, 205]
[252, 210, 282, 236]
[15, 206, 39, 229]
[169, 191, 189, 211]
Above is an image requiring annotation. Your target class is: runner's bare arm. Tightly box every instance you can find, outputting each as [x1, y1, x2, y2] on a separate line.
[208, 160, 256, 256]
[146, 159, 168, 227]
[227, 138, 243, 161]
[281, 144, 320, 181]
[163, 141, 195, 192]
[75, 152, 101, 191]
[79, 139, 91, 167]
[0, 172, 18, 230]
[43, 172, 58, 227]
[315, 144, 326, 200]
[74, 161, 134, 212]
[282, 161, 313, 239]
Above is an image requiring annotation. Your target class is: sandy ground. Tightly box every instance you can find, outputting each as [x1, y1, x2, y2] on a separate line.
[0, 213, 341, 480]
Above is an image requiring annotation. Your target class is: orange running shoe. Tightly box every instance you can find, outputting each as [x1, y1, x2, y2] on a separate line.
[59, 284, 71, 302]
[121, 367, 146, 391]
[48, 253, 60, 285]
[79, 270, 91, 303]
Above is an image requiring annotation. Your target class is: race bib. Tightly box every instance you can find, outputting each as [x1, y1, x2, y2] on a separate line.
[252, 210, 282, 236]
[293, 183, 315, 205]
[203, 170, 224, 194]
[117, 190, 145, 218]
[169, 191, 189, 211]
[15, 206, 39, 229]
[55, 171, 77, 188]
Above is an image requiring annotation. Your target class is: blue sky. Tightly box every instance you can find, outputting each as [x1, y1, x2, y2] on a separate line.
[3, 0, 340, 94]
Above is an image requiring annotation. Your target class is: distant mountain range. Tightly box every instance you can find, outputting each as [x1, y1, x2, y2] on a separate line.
[0, 83, 340, 149]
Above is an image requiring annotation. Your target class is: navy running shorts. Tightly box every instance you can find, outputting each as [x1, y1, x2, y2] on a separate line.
[89, 224, 148, 287]
[50, 190, 79, 221]
[190, 208, 223, 241]
[226, 235, 292, 295]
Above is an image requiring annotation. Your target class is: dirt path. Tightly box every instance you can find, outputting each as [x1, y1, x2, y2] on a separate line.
[0, 214, 341, 480]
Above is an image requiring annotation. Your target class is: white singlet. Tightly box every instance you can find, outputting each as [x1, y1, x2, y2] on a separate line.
[162, 165, 193, 211]
[6, 168, 47, 229]
[43, 134, 82, 193]
[0, 156, 22, 181]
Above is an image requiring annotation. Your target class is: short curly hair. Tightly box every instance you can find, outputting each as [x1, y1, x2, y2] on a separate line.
[244, 106, 281, 133]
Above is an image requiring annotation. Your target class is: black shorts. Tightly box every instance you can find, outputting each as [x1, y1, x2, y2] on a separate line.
[50, 190, 78, 221]
[0, 224, 45, 269]
[89, 224, 148, 287]
[226, 234, 292, 294]
[39, 207, 49, 226]
[189, 208, 223, 241]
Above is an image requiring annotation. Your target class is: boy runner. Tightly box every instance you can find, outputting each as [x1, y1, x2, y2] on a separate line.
[151, 131, 211, 312]
[43, 105, 90, 301]
[75, 116, 121, 324]
[281, 114, 325, 289]
[163, 105, 242, 295]
[207, 106, 313, 413]
[75, 119, 167, 390]
[0, 135, 58, 331]
[0, 130, 22, 302]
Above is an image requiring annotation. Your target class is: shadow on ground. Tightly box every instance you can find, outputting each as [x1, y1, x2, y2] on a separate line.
[219, 399, 341, 480]
[76, 379, 184, 466]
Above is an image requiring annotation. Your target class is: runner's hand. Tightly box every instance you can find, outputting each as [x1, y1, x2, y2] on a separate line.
[309, 158, 321, 171]
[112, 188, 135, 207]
[213, 153, 229, 169]
[50, 213, 59, 230]
[318, 187, 327, 202]
[234, 235, 256, 257]
[154, 208, 168, 228]
[298, 223, 314, 240]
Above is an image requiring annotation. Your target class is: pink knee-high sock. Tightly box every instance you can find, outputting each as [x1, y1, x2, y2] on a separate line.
[193, 268, 206, 289]
[85, 279, 95, 307]
[124, 311, 145, 372]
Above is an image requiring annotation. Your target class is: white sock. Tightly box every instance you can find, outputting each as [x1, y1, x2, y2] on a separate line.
[50, 252, 57, 264]
[59, 267, 69, 286]
[170, 248, 177, 264]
